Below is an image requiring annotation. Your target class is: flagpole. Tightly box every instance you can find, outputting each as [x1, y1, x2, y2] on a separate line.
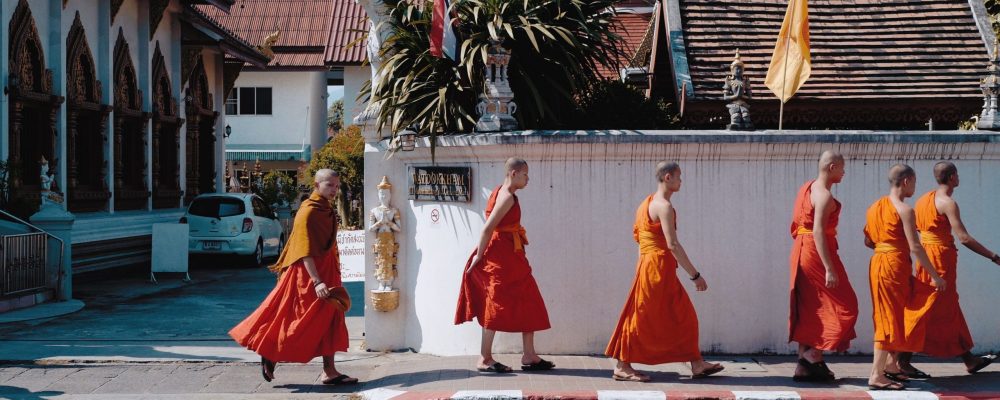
[778, 0, 796, 131]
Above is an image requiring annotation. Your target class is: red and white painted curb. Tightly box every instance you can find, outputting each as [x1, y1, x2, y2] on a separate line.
[358, 388, 1000, 400]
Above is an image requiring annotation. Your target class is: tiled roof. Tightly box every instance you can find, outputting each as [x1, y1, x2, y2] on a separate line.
[195, 0, 336, 68]
[598, 12, 655, 80]
[678, 0, 990, 101]
[326, 0, 368, 65]
[184, 5, 270, 67]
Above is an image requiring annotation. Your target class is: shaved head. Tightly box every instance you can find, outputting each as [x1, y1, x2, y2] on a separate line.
[655, 161, 681, 182]
[933, 161, 958, 184]
[818, 150, 844, 170]
[505, 158, 528, 173]
[314, 168, 340, 183]
[888, 164, 915, 187]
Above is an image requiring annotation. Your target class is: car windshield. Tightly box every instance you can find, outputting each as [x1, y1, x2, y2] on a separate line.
[188, 197, 245, 218]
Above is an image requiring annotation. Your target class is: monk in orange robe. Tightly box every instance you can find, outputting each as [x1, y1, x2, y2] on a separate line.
[788, 151, 858, 382]
[895, 162, 1000, 376]
[605, 161, 724, 382]
[229, 169, 355, 385]
[864, 164, 946, 390]
[455, 158, 553, 373]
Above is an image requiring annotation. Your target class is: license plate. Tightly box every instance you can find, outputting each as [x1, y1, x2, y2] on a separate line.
[202, 241, 222, 251]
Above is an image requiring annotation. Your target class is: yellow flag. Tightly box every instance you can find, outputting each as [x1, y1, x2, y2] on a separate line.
[765, 0, 811, 103]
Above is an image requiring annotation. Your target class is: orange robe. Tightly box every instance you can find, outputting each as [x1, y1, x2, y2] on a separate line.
[788, 181, 858, 351]
[864, 196, 937, 352]
[915, 191, 973, 357]
[455, 186, 550, 332]
[229, 191, 349, 363]
[605, 195, 700, 364]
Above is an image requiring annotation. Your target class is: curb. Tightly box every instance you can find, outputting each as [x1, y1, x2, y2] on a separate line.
[357, 389, 1000, 400]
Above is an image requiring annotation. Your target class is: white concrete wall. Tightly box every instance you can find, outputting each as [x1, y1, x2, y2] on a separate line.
[226, 71, 327, 153]
[364, 131, 1000, 356]
[343, 65, 368, 128]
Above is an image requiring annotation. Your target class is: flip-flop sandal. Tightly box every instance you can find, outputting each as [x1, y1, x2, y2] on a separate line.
[521, 358, 555, 371]
[903, 367, 931, 380]
[815, 361, 836, 380]
[968, 354, 997, 374]
[321, 374, 358, 385]
[691, 364, 725, 379]
[883, 370, 909, 382]
[869, 381, 905, 391]
[613, 372, 651, 382]
[477, 361, 513, 373]
[261, 356, 276, 382]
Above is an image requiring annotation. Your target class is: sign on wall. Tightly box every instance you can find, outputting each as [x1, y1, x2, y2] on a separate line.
[337, 230, 365, 282]
[408, 166, 473, 202]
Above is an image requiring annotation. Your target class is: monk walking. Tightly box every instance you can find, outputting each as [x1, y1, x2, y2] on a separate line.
[864, 164, 946, 390]
[605, 161, 724, 382]
[230, 169, 356, 386]
[895, 162, 999, 377]
[455, 158, 554, 373]
[788, 151, 858, 382]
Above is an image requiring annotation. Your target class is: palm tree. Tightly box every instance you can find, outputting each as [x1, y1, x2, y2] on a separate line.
[363, 0, 627, 153]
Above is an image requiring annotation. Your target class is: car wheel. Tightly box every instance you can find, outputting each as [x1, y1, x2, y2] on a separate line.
[276, 235, 285, 257]
[251, 240, 264, 268]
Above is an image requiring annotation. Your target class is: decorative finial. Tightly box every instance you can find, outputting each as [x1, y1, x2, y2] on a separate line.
[731, 48, 744, 68]
[377, 176, 392, 189]
[258, 30, 280, 59]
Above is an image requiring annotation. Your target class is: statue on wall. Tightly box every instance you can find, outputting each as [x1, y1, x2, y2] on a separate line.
[354, 0, 393, 125]
[369, 176, 400, 291]
[722, 50, 753, 131]
[39, 156, 64, 206]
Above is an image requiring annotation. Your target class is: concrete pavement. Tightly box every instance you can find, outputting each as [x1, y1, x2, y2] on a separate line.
[1, 263, 999, 399]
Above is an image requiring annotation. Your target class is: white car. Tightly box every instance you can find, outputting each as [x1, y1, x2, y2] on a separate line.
[181, 193, 285, 266]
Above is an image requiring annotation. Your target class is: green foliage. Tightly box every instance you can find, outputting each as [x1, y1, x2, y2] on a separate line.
[363, 0, 627, 154]
[327, 99, 345, 132]
[259, 170, 298, 209]
[304, 125, 365, 228]
[987, 0, 1000, 38]
[568, 79, 679, 130]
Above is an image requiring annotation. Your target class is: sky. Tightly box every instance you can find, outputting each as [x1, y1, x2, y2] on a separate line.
[327, 86, 344, 108]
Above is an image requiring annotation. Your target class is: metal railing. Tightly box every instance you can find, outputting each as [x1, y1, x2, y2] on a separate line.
[1, 232, 47, 296]
[0, 209, 64, 298]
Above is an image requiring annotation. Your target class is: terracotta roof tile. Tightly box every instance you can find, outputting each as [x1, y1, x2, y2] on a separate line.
[678, 0, 990, 101]
[196, 0, 336, 67]
[326, 0, 368, 64]
[597, 12, 655, 80]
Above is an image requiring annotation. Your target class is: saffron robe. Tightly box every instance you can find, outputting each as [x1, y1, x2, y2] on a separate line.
[788, 181, 859, 351]
[455, 186, 551, 332]
[864, 196, 937, 352]
[605, 195, 701, 364]
[229, 191, 349, 363]
[915, 191, 973, 357]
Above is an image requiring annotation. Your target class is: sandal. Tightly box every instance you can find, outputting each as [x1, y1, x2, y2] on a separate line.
[477, 361, 513, 373]
[968, 354, 997, 374]
[321, 374, 358, 385]
[902, 367, 931, 380]
[261, 356, 276, 382]
[794, 358, 834, 382]
[521, 358, 555, 371]
[613, 371, 651, 382]
[815, 361, 836, 380]
[883, 370, 909, 382]
[869, 381, 905, 391]
[691, 363, 724, 379]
